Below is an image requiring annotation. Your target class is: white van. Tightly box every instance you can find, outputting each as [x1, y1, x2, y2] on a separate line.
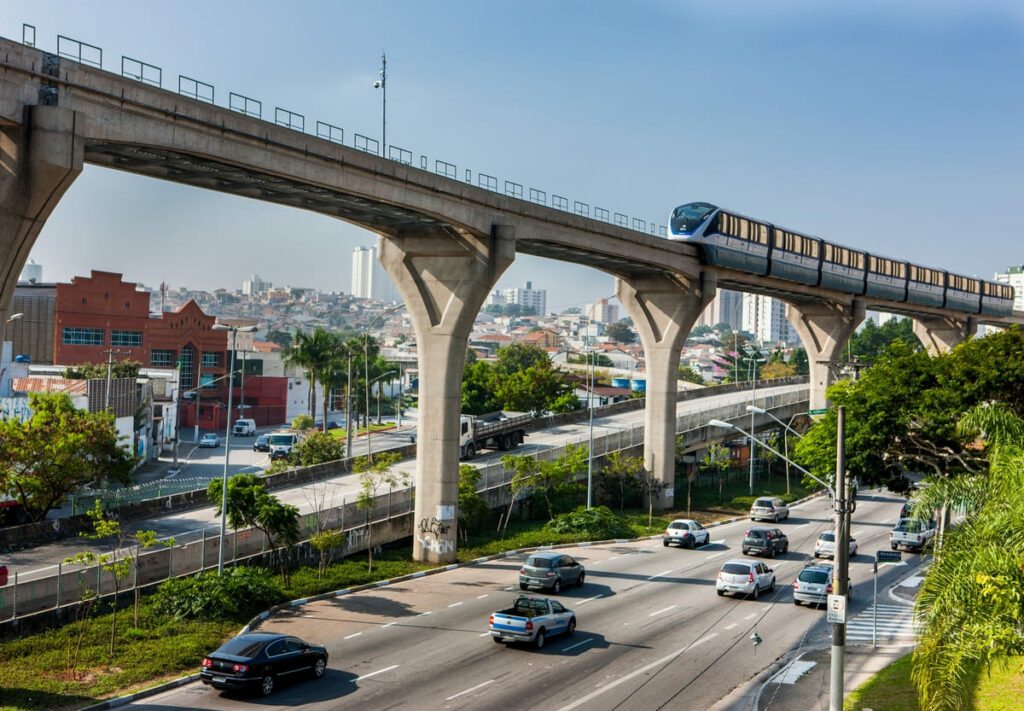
[232, 418, 256, 436]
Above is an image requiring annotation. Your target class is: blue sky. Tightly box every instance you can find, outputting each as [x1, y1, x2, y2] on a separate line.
[4, 1, 1023, 312]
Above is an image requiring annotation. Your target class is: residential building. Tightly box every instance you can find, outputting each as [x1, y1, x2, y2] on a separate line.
[242, 273, 271, 297]
[742, 293, 798, 346]
[993, 266, 1024, 312]
[351, 246, 400, 303]
[696, 289, 743, 331]
[586, 297, 618, 324]
[498, 281, 546, 316]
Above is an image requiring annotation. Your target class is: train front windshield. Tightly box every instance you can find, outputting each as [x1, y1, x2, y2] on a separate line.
[670, 202, 717, 235]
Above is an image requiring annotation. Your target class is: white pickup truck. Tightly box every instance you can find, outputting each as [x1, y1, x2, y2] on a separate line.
[489, 595, 576, 649]
[890, 518, 936, 551]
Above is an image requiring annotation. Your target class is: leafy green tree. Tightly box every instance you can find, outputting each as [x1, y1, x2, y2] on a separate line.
[716, 344, 763, 384]
[295, 431, 345, 466]
[849, 317, 920, 362]
[701, 443, 731, 505]
[760, 361, 796, 379]
[789, 348, 810, 376]
[461, 360, 500, 415]
[605, 321, 637, 344]
[207, 474, 300, 584]
[63, 501, 171, 655]
[457, 464, 488, 539]
[353, 452, 408, 572]
[568, 353, 614, 367]
[0, 392, 135, 522]
[502, 445, 587, 523]
[637, 467, 666, 527]
[62, 361, 142, 380]
[597, 451, 644, 510]
[689, 324, 713, 337]
[679, 365, 705, 385]
[494, 343, 550, 375]
[264, 330, 293, 348]
[310, 529, 345, 578]
[291, 414, 314, 431]
[910, 403, 1024, 710]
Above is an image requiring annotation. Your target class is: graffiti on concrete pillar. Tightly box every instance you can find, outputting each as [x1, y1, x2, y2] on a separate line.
[417, 516, 453, 555]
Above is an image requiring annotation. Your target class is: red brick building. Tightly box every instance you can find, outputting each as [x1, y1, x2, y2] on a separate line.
[55, 271, 227, 393]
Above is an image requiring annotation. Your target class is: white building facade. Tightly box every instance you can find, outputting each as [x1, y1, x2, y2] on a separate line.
[994, 266, 1024, 312]
[742, 293, 798, 346]
[351, 246, 399, 303]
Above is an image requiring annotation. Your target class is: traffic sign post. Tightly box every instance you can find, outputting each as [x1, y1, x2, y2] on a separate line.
[827, 593, 847, 624]
[873, 550, 904, 646]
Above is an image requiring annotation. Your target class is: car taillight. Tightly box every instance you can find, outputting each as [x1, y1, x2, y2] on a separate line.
[748, 572, 755, 583]
[202, 658, 212, 668]
[233, 663, 249, 673]
[826, 583, 833, 594]
[546, 571, 555, 578]
[769, 507, 776, 512]
[717, 570, 722, 579]
[682, 532, 690, 538]
[520, 568, 526, 574]
[766, 533, 772, 539]
[792, 581, 799, 589]
[525, 621, 533, 631]
[489, 615, 494, 625]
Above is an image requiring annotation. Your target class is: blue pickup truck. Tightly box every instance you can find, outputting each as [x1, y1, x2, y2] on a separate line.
[489, 595, 576, 649]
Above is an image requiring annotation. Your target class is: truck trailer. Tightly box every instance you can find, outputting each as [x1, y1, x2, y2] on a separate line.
[459, 411, 530, 459]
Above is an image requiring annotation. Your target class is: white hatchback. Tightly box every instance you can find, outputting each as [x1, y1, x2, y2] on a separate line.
[749, 497, 790, 522]
[716, 559, 775, 600]
[663, 519, 710, 548]
[814, 531, 858, 559]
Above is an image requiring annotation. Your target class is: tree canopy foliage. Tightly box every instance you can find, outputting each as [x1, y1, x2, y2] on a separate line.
[461, 343, 578, 416]
[0, 393, 135, 522]
[62, 361, 142, 380]
[849, 317, 920, 363]
[794, 328, 1024, 493]
[604, 321, 637, 344]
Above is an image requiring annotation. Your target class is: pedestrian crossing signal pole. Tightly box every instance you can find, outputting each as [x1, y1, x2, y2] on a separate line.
[873, 549, 902, 647]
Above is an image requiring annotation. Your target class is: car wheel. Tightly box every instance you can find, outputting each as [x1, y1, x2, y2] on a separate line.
[260, 674, 275, 697]
[716, 589, 725, 596]
[534, 628, 546, 649]
[794, 599, 802, 606]
[577, 572, 585, 587]
[519, 583, 528, 590]
[813, 551, 819, 558]
[752, 584, 760, 600]
[769, 578, 776, 593]
[891, 544, 898, 551]
[663, 540, 670, 547]
[768, 545, 776, 559]
[552, 579, 561, 595]
[312, 656, 327, 679]
[493, 636, 503, 643]
[686, 537, 694, 549]
[782, 543, 789, 554]
[567, 617, 576, 636]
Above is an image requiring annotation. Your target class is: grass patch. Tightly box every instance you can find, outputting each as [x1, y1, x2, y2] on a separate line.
[845, 654, 1024, 710]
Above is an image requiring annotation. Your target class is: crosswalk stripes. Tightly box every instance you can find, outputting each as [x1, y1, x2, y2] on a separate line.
[845, 603, 917, 645]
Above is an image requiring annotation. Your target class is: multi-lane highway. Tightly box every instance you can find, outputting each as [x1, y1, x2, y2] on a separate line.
[134, 488, 921, 710]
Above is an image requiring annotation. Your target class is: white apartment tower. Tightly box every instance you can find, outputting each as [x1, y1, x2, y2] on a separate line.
[351, 246, 399, 303]
[742, 293, 798, 346]
[696, 289, 744, 331]
[242, 273, 271, 296]
[501, 281, 546, 315]
[586, 297, 618, 323]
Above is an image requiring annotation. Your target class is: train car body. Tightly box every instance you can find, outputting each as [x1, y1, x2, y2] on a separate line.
[667, 201, 1015, 318]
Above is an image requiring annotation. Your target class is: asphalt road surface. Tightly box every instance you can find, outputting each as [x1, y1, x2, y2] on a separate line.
[134, 489, 921, 711]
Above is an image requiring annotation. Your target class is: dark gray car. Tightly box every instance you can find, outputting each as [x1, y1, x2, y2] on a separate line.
[742, 527, 789, 558]
[518, 552, 585, 594]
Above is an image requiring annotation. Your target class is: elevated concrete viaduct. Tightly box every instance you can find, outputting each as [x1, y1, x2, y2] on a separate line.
[1, 36, 1018, 562]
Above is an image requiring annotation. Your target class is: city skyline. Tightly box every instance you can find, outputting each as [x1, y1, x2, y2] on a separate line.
[3, 1, 1022, 313]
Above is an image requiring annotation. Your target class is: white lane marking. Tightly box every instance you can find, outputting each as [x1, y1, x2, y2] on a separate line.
[724, 623, 737, 630]
[503, 586, 514, 591]
[449, 601, 463, 608]
[353, 664, 399, 682]
[479, 632, 491, 637]
[647, 569, 674, 581]
[477, 594, 489, 599]
[793, 523, 811, 530]
[576, 593, 605, 605]
[706, 552, 725, 560]
[711, 539, 726, 545]
[744, 612, 757, 620]
[649, 605, 677, 617]
[558, 634, 717, 711]
[564, 637, 594, 652]
[344, 632, 363, 640]
[446, 679, 495, 701]
[417, 611, 432, 617]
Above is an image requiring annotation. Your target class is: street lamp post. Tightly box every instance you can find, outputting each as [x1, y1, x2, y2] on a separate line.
[211, 323, 257, 575]
[747, 405, 804, 495]
[373, 51, 387, 156]
[586, 320, 595, 509]
[744, 355, 760, 495]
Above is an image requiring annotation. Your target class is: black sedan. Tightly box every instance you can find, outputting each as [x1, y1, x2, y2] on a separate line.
[200, 633, 328, 696]
[253, 434, 270, 452]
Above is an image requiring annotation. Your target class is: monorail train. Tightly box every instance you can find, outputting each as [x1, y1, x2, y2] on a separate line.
[668, 202, 1014, 317]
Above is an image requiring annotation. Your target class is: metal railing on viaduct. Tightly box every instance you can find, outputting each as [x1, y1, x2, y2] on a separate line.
[0, 380, 807, 631]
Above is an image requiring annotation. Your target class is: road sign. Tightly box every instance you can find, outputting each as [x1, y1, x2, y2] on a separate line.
[826, 594, 847, 624]
[876, 550, 902, 563]
[808, 408, 828, 416]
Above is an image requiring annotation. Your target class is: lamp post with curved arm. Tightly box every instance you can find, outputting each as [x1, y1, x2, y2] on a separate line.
[747, 404, 804, 495]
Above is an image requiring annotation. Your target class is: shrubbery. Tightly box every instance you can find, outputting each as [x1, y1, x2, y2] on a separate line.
[151, 566, 285, 621]
[544, 505, 632, 540]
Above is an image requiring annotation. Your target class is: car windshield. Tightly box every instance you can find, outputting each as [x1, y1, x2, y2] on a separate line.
[670, 202, 717, 235]
[722, 563, 751, 575]
[525, 556, 554, 568]
[799, 570, 830, 584]
[669, 522, 686, 529]
[819, 532, 835, 542]
[745, 530, 764, 539]
[268, 434, 293, 445]
[896, 520, 923, 532]
[753, 499, 773, 507]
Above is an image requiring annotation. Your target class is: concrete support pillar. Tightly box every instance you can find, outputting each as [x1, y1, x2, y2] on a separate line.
[0, 106, 83, 341]
[912, 315, 976, 355]
[378, 225, 514, 564]
[785, 299, 865, 412]
[616, 271, 715, 509]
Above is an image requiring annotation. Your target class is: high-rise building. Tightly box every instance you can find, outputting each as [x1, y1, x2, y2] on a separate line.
[351, 246, 399, 303]
[501, 281, 546, 316]
[242, 274, 271, 296]
[994, 266, 1024, 312]
[586, 297, 618, 323]
[19, 259, 42, 284]
[742, 293, 798, 345]
[696, 289, 744, 331]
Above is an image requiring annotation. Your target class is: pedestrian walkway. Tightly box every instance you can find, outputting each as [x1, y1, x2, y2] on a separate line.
[845, 603, 917, 646]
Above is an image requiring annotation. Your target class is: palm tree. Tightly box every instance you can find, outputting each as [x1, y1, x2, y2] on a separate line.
[283, 331, 317, 419]
[284, 328, 345, 423]
[910, 402, 1024, 711]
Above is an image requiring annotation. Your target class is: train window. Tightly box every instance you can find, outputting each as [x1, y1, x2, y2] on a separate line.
[910, 266, 944, 287]
[774, 230, 819, 257]
[948, 275, 980, 293]
[825, 244, 865, 269]
[718, 212, 769, 244]
[868, 256, 905, 278]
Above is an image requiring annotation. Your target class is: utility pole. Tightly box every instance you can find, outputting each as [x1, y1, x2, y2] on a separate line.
[346, 351, 354, 456]
[103, 348, 128, 414]
[830, 405, 850, 711]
